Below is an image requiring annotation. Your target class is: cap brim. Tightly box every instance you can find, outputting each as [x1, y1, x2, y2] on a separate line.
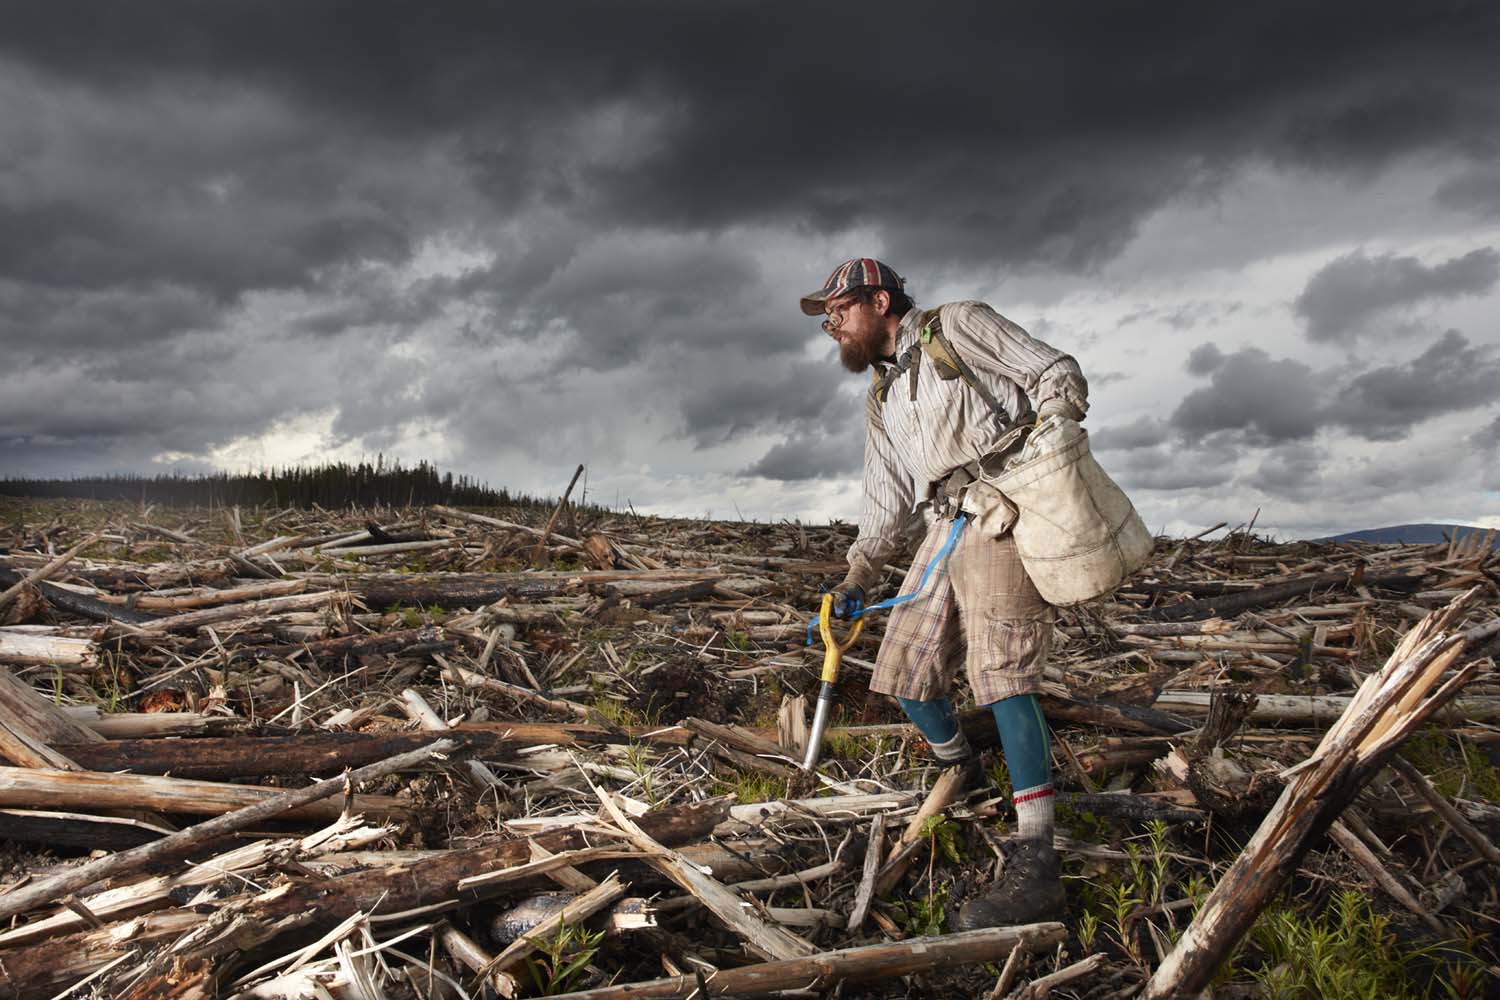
[799, 289, 834, 316]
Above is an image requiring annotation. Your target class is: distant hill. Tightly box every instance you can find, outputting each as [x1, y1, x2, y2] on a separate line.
[1325, 523, 1499, 547]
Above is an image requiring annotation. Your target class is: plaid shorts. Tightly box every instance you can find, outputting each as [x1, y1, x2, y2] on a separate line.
[869, 514, 1053, 706]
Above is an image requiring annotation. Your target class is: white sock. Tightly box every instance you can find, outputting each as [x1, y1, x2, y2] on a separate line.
[1013, 781, 1055, 841]
[930, 729, 973, 764]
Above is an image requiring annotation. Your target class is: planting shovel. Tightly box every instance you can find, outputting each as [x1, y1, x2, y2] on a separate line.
[801, 592, 864, 771]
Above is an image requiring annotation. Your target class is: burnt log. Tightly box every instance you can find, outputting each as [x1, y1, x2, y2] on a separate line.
[52, 730, 517, 780]
[1140, 568, 1428, 622]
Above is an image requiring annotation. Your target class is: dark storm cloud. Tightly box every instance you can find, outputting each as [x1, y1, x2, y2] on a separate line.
[4, 1, 1499, 289]
[1091, 416, 1171, 452]
[1119, 301, 1243, 333]
[5, 0, 1500, 483]
[498, 238, 791, 370]
[1294, 247, 1500, 343]
[1435, 165, 1500, 218]
[1169, 334, 1500, 448]
[1185, 342, 1226, 376]
[1473, 413, 1500, 451]
[743, 425, 863, 482]
[1245, 443, 1328, 503]
[0, 280, 220, 358]
[1324, 330, 1500, 439]
[678, 360, 847, 448]
[1170, 348, 1324, 443]
[1108, 445, 1236, 492]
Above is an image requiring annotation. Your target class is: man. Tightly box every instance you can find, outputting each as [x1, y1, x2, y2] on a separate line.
[800, 257, 1088, 928]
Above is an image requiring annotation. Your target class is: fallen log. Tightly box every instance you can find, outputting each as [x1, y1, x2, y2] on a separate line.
[5, 558, 234, 594]
[208, 625, 454, 665]
[1057, 791, 1204, 825]
[0, 739, 454, 927]
[23, 578, 163, 625]
[0, 817, 391, 948]
[0, 808, 170, 849]
[1042, 694, 1196, 735]
[542, 923, 1066, 999]
[457, 719, 695, 749]
[430, 503, 586, 549]
[0, 766, 407, 824]
[0, 628, 98, 668]
[127, 578, 308, 611]
[0, 533, 100, 615]
[442, 662, 595, 719]
[281, 537, 459, 560]
[1154, 690, 1500, 726]
[64, 708, 216, 738]
[597, 788, 816, 962]
[306, 568, 722, 609]
[0, 664, 104, 760]
[51, 730, 518, 780]
[0, 909, 207, 1000]
[0, 798, 732, 999]
[134, 590, 346, 634]
[1139, 568, 1428, 621]
[1015, 952, 1110, 1000]
[1388, 754, 1500, 867]
[1143, 590, 1482, 999]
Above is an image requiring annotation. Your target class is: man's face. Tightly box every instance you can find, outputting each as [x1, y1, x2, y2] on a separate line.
[823, 290, 887, 374]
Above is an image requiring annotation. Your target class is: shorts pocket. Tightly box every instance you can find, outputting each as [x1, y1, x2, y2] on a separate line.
[978, 617, 1050, 680]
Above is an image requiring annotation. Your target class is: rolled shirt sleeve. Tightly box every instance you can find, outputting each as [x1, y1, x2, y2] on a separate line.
[941, 301, 1089, 422]
[843, 385, 914, 596]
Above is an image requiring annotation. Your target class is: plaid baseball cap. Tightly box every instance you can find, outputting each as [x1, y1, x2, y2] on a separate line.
[799, 258, 905, 316]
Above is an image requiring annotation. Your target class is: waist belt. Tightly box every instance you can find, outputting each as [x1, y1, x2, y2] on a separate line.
[931, 419, 1037, 518]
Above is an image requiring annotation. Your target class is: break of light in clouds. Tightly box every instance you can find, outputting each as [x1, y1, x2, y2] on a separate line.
[3, 2, 1499, 537]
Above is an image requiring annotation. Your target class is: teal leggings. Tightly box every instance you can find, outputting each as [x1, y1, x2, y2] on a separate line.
[989, 693, 1051, 791]
[897, 693, 1050, 789]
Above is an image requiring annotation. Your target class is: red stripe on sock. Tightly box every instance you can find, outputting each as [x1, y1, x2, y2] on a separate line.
[1012, 785, 1054, 805]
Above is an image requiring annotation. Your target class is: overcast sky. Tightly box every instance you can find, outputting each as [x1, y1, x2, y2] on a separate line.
[3, 2, 1499, 537]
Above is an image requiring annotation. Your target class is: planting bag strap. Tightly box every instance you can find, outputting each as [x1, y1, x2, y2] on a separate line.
[919, 308, 1013, 426]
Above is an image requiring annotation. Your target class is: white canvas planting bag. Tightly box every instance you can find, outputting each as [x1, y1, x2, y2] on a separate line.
[985, 416, 1153, 606]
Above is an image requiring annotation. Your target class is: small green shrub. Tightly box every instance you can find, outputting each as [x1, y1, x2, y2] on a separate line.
[1249, 889, 1439, 999]
[891, 886, 948, 937]
[519, 921, 604, 996]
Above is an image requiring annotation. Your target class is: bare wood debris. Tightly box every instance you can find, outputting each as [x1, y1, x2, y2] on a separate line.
[0, 495, 1497, 999]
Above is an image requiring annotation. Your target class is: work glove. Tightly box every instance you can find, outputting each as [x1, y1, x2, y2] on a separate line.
[825, 584, 865, 620]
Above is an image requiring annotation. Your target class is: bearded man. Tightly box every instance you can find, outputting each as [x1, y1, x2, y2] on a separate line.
[801, 257, 1089, 928]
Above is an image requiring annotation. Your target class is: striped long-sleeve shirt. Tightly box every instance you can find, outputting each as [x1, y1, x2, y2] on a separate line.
[844, 300, 1089, 595]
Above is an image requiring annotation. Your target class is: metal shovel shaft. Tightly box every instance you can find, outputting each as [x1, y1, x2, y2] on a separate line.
[801, 594, 864, 772]
[802, 682, 837, 771]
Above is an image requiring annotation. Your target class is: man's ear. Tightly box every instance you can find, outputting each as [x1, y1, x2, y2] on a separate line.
[872, 289, 891, 316]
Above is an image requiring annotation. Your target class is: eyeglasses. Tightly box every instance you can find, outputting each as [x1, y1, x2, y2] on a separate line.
[820, 295, 866, 333]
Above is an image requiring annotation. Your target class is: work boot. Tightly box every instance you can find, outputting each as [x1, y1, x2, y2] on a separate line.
[953, 838, 1065, 929]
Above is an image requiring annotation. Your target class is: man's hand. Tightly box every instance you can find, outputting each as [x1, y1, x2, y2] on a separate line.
[826, 584, 865, 620]
[1036, 398, 1084, 423]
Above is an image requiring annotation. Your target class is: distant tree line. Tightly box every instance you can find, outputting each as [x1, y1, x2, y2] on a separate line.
[0, 459, 535, 509]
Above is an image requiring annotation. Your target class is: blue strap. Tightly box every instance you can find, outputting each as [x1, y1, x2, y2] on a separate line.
[807, 516, 968, 645]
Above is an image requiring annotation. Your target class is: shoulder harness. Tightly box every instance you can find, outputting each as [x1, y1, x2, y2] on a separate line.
[872, 306, 1013, 425]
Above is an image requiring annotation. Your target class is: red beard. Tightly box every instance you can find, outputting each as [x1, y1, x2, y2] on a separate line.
[838, 326, 885, 373]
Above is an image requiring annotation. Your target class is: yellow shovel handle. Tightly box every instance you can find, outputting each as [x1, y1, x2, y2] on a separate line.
[817, 593, 865, 684]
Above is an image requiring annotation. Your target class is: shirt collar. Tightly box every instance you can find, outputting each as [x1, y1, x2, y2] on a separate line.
[895, 309, 925, 352]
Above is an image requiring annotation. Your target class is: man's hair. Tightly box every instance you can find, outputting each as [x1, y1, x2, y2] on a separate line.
[850, 284, 915, 318]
